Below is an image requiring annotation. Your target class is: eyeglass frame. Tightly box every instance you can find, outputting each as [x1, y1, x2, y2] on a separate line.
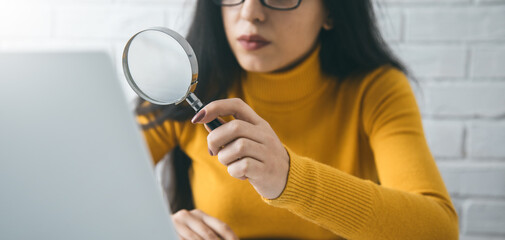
[212, 0, 302, 11]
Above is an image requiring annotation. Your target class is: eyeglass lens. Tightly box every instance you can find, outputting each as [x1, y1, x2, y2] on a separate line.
[218, 0, 300, 10]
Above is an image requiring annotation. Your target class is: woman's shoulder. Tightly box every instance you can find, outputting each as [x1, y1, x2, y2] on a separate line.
[359, 65, 409, 89]
[339, 65, 411, 101]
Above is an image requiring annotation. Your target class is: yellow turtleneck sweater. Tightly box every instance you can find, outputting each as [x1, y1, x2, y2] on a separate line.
[138, 46, 458, 239]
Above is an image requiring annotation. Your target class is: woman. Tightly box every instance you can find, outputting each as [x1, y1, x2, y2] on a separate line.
[136, 0, 459, 239]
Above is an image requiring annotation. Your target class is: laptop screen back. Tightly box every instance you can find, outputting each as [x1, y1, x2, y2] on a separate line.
[0, 52, 178, 240]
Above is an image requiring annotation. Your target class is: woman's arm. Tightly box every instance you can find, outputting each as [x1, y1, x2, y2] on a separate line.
[264, 69, 459, 239]
[137, 114, 179, 164]
[194, 69, 458, 239]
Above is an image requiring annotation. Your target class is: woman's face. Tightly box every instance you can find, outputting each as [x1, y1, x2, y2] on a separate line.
[221, 0, 330, 73]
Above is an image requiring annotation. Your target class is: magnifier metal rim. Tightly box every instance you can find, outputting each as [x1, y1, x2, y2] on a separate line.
[122, 27, 199, 105]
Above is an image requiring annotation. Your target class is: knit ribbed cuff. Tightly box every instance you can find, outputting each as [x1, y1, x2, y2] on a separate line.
[263, 146, 375, 239]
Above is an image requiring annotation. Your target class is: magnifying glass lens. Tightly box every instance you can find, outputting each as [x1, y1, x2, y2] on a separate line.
[122, 27, 222, 130]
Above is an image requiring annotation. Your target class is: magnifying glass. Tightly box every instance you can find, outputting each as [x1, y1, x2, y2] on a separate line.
[122, 27, 221, 130]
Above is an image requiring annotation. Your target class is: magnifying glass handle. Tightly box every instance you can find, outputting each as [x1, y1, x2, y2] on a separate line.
[206, 119, 222, 131]
[186, 93, 222, 131]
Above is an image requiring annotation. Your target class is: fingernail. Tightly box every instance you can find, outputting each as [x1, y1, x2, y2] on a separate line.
[208, 148, 214, 156]
[191, 109, 206, 123]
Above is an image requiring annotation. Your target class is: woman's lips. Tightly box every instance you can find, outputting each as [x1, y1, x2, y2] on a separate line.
[238, 40, 270, 51]
[237, 35, 271, 51]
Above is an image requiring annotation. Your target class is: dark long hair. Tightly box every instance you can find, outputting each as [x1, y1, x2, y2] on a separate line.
[136, 0, 407, 213]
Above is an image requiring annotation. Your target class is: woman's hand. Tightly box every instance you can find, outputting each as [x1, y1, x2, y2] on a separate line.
[191, 98, 290, 199]
[172, 209, 238, 240]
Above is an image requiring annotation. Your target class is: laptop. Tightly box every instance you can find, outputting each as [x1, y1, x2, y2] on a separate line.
[0, 52, 179, 240]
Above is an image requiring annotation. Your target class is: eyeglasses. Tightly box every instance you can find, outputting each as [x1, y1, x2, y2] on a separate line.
[212, 0, 302, 11]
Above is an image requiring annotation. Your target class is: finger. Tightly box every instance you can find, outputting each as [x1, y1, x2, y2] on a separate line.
[227, 157, 263, 180]
[181, 211, 220, 240]
[207, 119, 263, 155]
[204, 117, 226, 133]
[191, 210, 239, 240]
[217, 137, 265, 166]
[173, 222, 203, 240]
[173, 210, 205, 240]
[195, 98, 264, 125]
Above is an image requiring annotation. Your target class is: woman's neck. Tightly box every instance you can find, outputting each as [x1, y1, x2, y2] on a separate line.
[239, 43, 333, 108]
[271, 42, 321, 74]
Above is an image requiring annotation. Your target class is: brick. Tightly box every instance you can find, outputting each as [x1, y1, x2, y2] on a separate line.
[460, 235, 505, 240]
[376, 8, 403, 42]
[406, 6, 505, 41]
[469, 122, 505, 159]
[51, 0, 113, 2]
[391, 44, 466, 78]
[471, 46, 505, 78]
[116, 0, 192, 3]
[54, 5, 165, 40]
[425, 82, 505, 117]
[383, 0, 471, 3]
[464, 201, 505, 235]
[438, 165, 460, 196]
[165, 6, 195, 37]
[476, 0, 505, 4]
[439, 164, 505, 197]
[423, 120, 464, 158]
[0, 39, 112, 52]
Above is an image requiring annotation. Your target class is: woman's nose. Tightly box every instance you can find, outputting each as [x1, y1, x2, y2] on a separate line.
[240, 0, 266, 23]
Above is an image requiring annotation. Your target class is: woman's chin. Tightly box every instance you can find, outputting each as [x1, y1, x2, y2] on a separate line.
[238, 59, 280, 73]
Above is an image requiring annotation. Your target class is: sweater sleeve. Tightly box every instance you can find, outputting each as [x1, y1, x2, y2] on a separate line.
[263, 68, 459, 239]
[137, 114, 178, 165]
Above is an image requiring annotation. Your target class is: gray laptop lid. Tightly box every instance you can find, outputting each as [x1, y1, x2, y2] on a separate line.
[0, 52, 178, 240]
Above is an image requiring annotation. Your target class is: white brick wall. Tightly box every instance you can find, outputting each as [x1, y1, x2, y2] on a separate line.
[1, 0, 504, 238]
[378, 1, 505, 238]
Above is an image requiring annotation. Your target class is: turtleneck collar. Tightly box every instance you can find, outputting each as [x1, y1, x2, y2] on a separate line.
[240, 44, 332, 106]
